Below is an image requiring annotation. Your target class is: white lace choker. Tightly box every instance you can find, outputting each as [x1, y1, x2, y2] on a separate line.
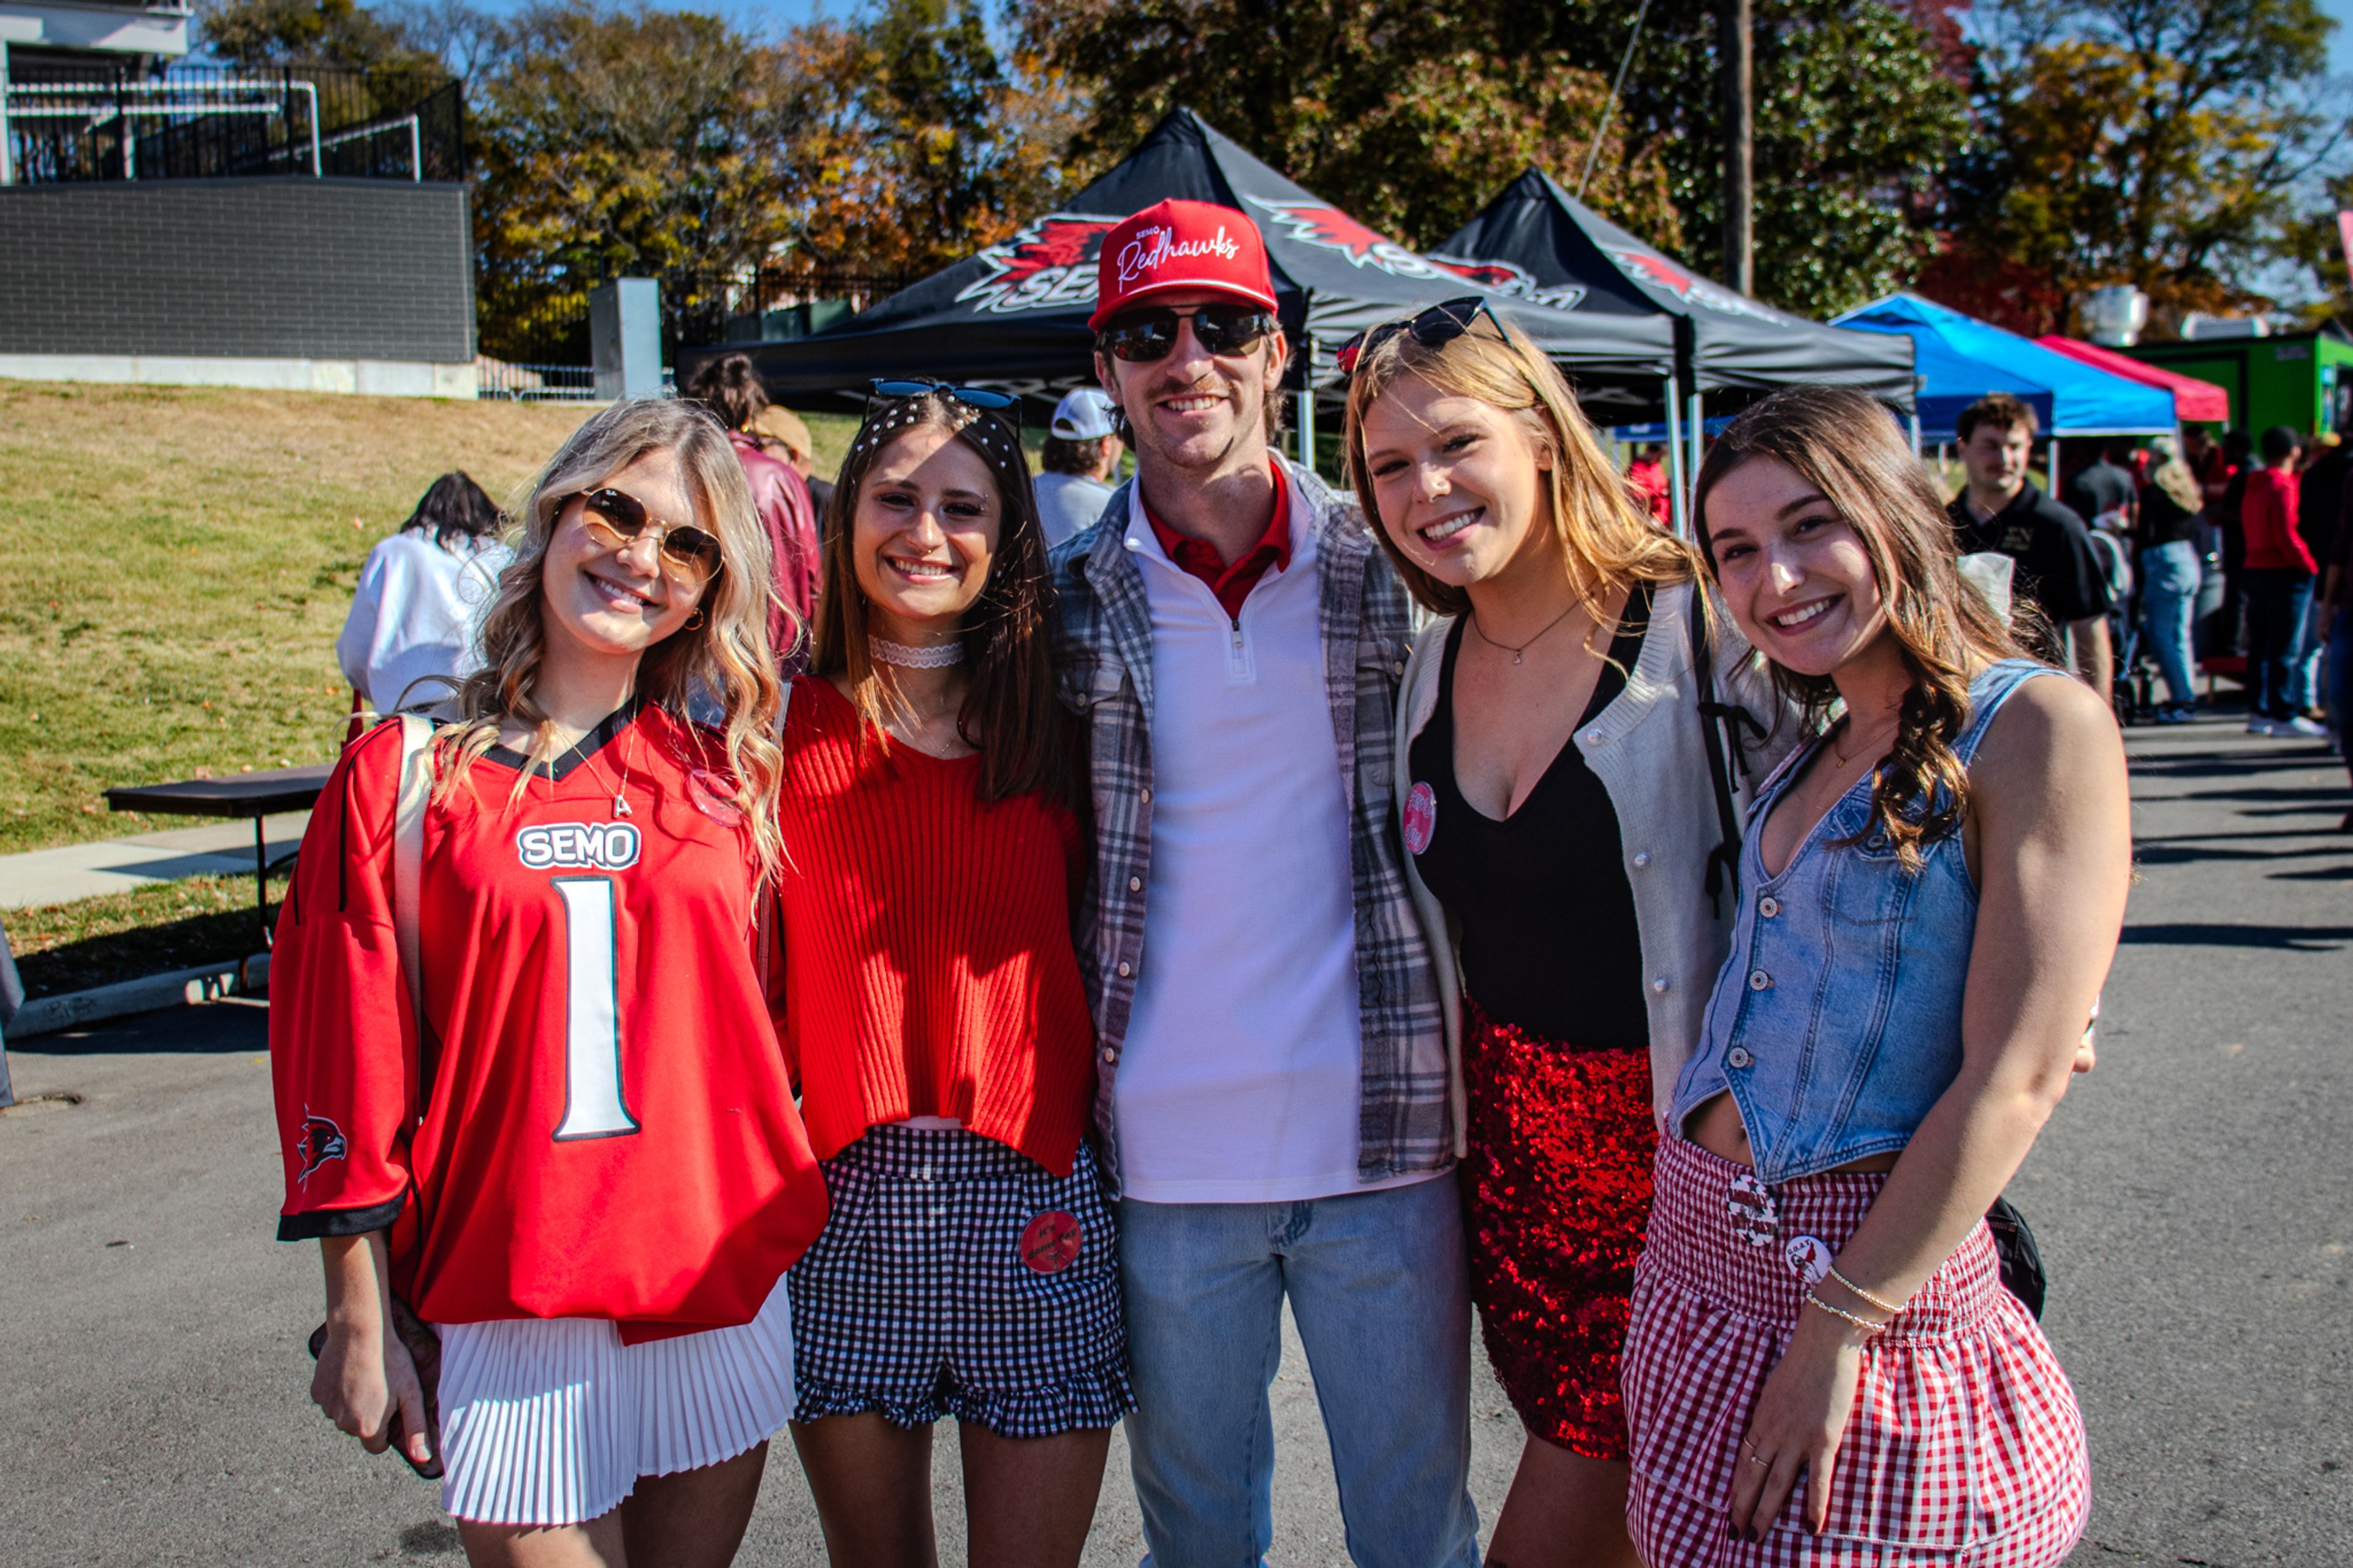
[870, 635, 965, 669]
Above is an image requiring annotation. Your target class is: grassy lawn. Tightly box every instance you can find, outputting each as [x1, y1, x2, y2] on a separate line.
[0, 381, 862, 858]
[7, 870, 291, 999]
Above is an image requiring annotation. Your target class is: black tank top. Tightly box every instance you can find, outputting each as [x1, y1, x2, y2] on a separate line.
[1407, 583, 1652, 1050]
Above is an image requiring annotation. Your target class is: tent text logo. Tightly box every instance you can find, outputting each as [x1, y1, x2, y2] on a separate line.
[954, 214, 1118, 314]
[1425, 255, 1588, 312]
[1245, 199, 1449, 280]
[1601, 246, 1780, 322]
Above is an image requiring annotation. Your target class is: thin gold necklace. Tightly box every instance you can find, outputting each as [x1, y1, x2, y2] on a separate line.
[1467, 602, 1580, 665]
[558, 716, 637, 819]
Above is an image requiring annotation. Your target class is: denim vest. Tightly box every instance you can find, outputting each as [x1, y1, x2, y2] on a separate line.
[1671, 659, 2061, 1183]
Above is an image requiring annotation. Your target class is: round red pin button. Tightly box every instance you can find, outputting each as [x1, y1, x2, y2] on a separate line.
[1020, 1211, 1083, 1274]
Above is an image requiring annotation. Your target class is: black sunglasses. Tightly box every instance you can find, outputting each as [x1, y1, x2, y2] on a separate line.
[567, 488, 724, 584]
[1096, 303, 1279, 363]
[1335, 296, 1498, 376]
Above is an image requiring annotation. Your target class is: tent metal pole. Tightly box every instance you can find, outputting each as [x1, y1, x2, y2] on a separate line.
[1664, 375, 1686, 538]
[1298, 335, 1316, 474]
[1686, 388, 1706, 520]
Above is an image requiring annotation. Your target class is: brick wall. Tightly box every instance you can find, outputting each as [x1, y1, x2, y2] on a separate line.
[0, 178, 473, 362]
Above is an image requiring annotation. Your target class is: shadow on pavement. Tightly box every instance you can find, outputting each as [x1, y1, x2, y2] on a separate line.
[2117, 922, 2353, 950]
[24, 999, 270, 1056]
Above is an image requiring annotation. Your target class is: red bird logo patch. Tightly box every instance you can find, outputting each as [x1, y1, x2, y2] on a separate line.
[1245, 199, 1449, 280]
[296, 1109, 348, 1186]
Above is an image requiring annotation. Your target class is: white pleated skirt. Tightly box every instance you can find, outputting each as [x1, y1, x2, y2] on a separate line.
[433, 1281, 795, 1527]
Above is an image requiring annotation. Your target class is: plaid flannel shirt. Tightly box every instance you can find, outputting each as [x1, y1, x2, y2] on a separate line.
[1047, 457, 1452, 1195]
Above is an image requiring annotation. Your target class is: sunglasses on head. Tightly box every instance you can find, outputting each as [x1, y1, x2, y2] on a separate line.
[1097, 302, 1279, 363]
[869, 377, 1022, 419]
[566, 488, 723, 585]
[1335, 296, 1498, 377]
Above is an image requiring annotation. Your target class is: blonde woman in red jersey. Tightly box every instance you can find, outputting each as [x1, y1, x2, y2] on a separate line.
[773, 383, 1123, 1568]
[273, 398, 830, 1567]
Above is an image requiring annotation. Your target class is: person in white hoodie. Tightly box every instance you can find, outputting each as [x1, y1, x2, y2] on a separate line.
[337, 472, 510, 718]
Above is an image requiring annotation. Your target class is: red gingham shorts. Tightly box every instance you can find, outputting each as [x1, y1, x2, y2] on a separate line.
[1623, 1137, 2089, 1566]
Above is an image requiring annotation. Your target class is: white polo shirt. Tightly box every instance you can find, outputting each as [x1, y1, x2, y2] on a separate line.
[1110, 482, 1416, 1204]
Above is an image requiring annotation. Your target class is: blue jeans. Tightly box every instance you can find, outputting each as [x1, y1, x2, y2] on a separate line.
[1119, 1174, 1480, 1568]
[2243, 569, 2316, 720]
[2139, 540, 2200, 706]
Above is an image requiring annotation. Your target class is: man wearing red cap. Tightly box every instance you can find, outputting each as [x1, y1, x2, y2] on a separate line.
[1050, 199, 1479, 1566]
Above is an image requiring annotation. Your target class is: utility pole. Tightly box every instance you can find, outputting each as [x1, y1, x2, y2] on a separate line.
[1720, 0, 1753, 294]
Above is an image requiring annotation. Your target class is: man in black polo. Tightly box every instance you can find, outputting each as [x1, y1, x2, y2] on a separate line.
[1950, 392, 2115, 693]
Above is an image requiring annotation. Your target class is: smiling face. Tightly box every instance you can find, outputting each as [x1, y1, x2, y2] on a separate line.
[1095, 289, 1286, 477]
[539, 449, 710, 662]
[849, 422, 1001, 642]
[1358, 374, 1558, 591]
[1704, 454, 1892, 680]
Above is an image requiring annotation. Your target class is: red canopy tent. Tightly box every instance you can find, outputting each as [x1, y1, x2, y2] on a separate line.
[2035, 336, 2230, 424]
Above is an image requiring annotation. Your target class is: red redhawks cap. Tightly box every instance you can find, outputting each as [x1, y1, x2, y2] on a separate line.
[1088, 199, 1279, 331]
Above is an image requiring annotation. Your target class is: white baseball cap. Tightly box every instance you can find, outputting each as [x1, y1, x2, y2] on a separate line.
[1051, 388, 1120, 441]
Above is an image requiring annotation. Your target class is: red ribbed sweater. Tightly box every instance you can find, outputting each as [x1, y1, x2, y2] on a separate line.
[773, 676, 1096, 1175]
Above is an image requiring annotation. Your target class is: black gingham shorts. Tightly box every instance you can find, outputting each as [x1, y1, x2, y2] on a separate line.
[785, 1124, 1134, 1438]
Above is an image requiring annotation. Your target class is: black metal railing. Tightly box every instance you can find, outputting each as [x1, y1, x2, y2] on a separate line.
[3, 64, 463, 185]
[477, 268, 919, 371]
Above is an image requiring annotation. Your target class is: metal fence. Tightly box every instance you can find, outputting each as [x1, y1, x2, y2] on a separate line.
[478, 268, 919, 375]
[475, 360, 599, 402]
[2, 64, 464, 185]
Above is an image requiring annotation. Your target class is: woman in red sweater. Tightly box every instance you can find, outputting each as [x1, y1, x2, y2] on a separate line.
[775, 383, 1123, 1567]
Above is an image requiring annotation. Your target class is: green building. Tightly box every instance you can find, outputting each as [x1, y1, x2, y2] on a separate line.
[2125, 323, 2353, 436]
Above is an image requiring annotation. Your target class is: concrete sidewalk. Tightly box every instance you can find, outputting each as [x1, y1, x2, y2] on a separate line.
[0, 811, 310, 911]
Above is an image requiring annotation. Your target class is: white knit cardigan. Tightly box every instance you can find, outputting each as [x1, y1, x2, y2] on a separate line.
[1393, 578, 1803, 1140]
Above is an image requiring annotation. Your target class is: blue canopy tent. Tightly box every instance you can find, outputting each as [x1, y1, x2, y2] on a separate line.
[1833, 294, 2171, 442]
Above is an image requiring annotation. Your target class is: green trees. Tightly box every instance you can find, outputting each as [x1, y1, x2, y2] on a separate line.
[1936, 0, 2345, 333]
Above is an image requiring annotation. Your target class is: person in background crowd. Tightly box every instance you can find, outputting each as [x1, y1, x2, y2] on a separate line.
[1346, 299, 1790, 1568]
[752, 403, 836, 523]
[1034, 388, 1124, 548]
[2241, 425, 2324, 737]
[2184, 425, 2232, 506]
[337, 472, 510, 720]
[1051, 199, 1481, 1568]
[2321, 464, 2352, 822]
[2137, 437, 2206, 722]
[1949, 394, 2114, 694]
[777, 384, 1127, 1568]
[2208, 428, 2257, 657]
[2290, 431, 2345, 721]
[685, 354, 822, 656]
[1626, 384, 2126, 1567]
[277, 399, 831, 1567]
[1626, 442, 1671, 526]
[2063, 440, 2137, 535]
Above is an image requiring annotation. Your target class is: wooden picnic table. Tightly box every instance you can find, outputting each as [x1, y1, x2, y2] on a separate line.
[104, 764, 333, 948]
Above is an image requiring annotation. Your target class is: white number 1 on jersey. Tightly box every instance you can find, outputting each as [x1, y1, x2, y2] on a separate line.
[551, 877, 640, 1140]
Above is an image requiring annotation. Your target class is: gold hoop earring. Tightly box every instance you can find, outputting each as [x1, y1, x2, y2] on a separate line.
[683, 608, 706, 631]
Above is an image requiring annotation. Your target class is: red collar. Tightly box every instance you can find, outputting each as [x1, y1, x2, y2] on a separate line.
[1141, 461, 1292, 574]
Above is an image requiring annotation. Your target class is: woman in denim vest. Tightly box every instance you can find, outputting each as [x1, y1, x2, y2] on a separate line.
[1621, 387, 2130, 1566]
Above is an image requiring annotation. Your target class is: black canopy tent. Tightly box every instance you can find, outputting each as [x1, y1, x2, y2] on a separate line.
[1433, 167, 1917, 521]
[683, 110, 1682, 433]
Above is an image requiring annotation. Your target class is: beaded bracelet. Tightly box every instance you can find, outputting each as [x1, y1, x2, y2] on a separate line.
[1804, 1290, 1889, 1336]
[1826, 1266, 1905, 1317]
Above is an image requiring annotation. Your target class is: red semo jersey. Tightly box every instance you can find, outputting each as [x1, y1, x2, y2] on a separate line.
[271, 705, 828, 1341]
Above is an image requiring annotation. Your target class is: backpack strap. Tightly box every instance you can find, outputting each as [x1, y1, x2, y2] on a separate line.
[1687, 589, 1753, 916]
[392, 715, 433, 1113]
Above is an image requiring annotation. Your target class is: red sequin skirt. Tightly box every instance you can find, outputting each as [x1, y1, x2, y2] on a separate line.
[1459, 994, 1658, 1461]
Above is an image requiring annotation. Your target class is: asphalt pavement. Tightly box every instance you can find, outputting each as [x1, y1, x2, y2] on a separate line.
[1, 711, 2346, 1567]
